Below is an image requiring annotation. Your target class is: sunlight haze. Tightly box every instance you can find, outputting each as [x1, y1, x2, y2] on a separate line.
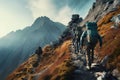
[0, 0, 94, 37]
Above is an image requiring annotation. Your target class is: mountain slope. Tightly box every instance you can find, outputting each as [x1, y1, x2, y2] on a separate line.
[0, 16, 66, 80]
[96, 6, 120, 71]
[81, 0, 120, 26]
[6, 0, 120, 80]
[81, 0, 120, 72]
[6, 40, 75, 80]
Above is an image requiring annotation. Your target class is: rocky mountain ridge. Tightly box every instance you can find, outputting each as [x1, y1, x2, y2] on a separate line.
[81, 0, 120, 26]
[0, 16, 66, 80]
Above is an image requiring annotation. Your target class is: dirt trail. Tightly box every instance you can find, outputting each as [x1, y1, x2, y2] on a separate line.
[70, 45, 118, 80]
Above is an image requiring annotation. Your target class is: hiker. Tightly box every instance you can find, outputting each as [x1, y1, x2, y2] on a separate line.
[35, 46, 43, 56]
[68, 14, 82, 29]
[74, 27, 82, 53]
[68, 14, 83, 53]
[80, 22, 102, 69]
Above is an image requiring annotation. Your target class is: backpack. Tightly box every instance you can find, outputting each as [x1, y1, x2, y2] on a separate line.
[86, 22, 99, 47]
[86, 22, 97, 30]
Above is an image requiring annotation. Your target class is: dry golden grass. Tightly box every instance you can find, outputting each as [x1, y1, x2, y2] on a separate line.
[6, 40, 74, 80]
[96, 6, 120, 71]
[6, 54, 39, 80]
[37, 40, 75, 80]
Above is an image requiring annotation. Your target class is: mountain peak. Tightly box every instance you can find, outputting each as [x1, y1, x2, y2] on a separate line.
[32, 16, 52, 27]
[37, 16, 50, 21]
[35, 16, 50, 23]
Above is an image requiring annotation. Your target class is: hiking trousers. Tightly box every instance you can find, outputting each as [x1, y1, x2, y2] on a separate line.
[86, 45, 94, 68]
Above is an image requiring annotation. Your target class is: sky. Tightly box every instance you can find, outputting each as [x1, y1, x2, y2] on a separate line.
[0, 0, 95, 38]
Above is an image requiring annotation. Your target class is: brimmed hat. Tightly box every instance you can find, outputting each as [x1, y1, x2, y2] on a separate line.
[72, 14, 79, 20]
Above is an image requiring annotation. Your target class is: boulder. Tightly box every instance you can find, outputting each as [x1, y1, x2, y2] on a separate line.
[111, 14, 120, 29]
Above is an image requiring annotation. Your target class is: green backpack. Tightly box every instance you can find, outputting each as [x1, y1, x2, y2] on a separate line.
[86, 22, 99, 46]
[86, 22, 97, 30]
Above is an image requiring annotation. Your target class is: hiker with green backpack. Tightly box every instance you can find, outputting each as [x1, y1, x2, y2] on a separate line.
[80, 22, 102, 69]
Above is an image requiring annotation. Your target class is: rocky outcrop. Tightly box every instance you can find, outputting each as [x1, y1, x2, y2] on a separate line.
[80, 0, 120, 26]
[111, 14, 120, 29]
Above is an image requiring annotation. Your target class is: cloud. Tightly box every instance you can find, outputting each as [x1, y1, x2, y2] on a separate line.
[55, 6, 73, 25]
[28, 0, 94, 25]
[28, 0, 74, 25]
[28, 0, 56, 18]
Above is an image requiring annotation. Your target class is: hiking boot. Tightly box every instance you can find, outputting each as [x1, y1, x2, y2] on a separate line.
[86, 66, 91, 70]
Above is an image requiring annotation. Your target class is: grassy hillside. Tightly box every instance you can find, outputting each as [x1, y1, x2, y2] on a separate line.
[6, 40, 75, 80]
[96, 6, 120, 71]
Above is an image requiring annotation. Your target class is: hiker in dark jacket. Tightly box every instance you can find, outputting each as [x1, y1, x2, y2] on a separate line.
[35, 46, 43, 56]
[68, 14, 83, 53]
[74, 27, 82, 53]
[80, 22, 102, 69]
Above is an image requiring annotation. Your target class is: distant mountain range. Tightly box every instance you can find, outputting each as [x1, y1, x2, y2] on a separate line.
[0, 16, 66, 80]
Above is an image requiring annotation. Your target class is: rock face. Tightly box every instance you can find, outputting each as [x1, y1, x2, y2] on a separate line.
[111, 14, 120, 29]
[0, 16, 66, 80]
[81, 0, 120, 26]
